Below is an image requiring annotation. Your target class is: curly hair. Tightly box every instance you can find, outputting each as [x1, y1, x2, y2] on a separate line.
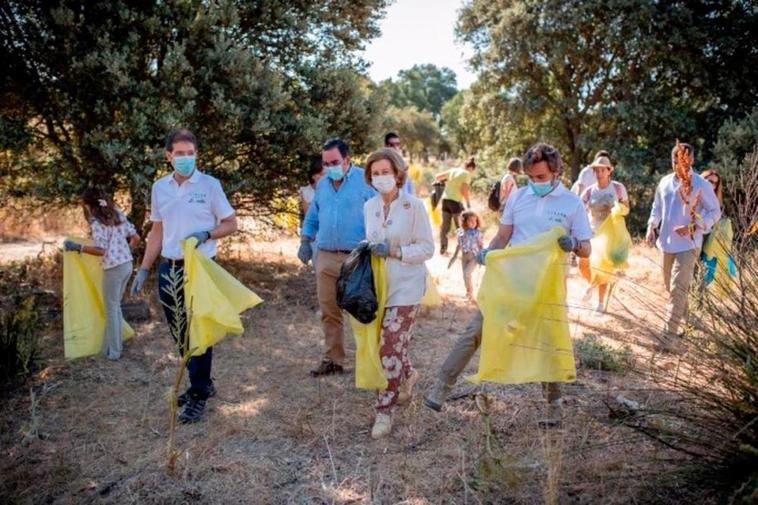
[461, 210, 481, 230]
[523, 143, 563, 175]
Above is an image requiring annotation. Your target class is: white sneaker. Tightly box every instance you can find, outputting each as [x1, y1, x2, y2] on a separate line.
[371, 413, 393, 439]
[397, 369, 420, 405]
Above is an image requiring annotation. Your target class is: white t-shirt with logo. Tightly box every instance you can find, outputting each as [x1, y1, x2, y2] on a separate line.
[500, 183, 592, 246]
[149, 170, 235, 259]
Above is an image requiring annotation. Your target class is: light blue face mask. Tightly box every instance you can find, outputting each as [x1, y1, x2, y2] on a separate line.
[174, 155, 196, 177]
[528, 179, 556, 197]
[326, 164, 345, 181]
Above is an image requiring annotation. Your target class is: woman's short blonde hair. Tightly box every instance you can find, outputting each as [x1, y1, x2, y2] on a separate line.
[364, 148, 408, 188]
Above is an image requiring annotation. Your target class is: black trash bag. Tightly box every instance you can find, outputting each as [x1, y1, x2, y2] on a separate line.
[336, 242, 378, 324]
[431, 181, 445, 210]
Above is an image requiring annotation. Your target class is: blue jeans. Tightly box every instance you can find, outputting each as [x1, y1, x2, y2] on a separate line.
[158, 261, 213, 400]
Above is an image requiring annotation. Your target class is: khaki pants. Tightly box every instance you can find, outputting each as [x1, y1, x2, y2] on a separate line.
[662, 249, 699, 336]
[436, 310, 561, 402]
[315, 250, 349, 364]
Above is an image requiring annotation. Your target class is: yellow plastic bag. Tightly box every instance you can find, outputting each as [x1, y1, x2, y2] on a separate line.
[702, 217, 737, 297]
[183, 238, 264, 356]
[63, 237, 134, 359]
[420, 271, 442, 307]
[425, 197, 442, 228]
[589, 203, 632, 285]
[349, 255, 388, 390]
[469, 227, 575, 385]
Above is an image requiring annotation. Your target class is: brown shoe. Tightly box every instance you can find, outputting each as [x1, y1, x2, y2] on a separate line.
[310, 360, 344, 377]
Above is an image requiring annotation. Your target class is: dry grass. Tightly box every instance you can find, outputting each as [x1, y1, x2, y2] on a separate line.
[0, 230, 718, 504]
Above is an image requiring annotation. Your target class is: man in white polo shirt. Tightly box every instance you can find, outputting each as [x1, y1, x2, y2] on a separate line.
[130, 128, 237, 423]
[425, 142, 592, 426]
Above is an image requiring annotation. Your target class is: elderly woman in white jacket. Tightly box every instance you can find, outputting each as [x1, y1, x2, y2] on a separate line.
[363, 147, 435, 439]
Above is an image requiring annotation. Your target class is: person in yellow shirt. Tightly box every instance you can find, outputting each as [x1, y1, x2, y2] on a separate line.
[434, 157, 476, 255]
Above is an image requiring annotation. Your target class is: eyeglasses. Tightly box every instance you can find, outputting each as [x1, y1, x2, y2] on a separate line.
[388, 141, 401, 148]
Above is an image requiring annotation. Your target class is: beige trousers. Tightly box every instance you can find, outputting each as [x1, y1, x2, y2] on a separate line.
[315, 250, 350, 364]
[662, 249, 699, 336]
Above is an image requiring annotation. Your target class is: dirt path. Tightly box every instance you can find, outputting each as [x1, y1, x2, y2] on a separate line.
[0, 236, 693, 504]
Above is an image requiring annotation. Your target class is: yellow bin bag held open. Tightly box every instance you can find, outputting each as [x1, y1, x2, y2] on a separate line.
[589, 202, 631, 285]
[63, 237, 134, 360]
[182, 238, 263, 356]
[469, 227, 576, 385]
[350, 255, 389, 390]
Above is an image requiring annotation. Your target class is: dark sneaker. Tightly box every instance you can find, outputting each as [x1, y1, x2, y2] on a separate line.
[178, 398, 206, 424]
[309, 360, 344, 377]
[424, 379, 451, 412]
[177, 383, 216, 407]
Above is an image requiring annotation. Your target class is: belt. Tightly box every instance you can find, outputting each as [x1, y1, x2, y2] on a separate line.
[321, 249, 352, 254]
[160, 257, 185, 266]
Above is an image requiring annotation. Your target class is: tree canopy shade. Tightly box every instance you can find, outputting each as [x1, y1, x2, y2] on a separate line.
[456, 0, 758, 179]
[0, 0, 390, 228]
[381, 64, 458, 117]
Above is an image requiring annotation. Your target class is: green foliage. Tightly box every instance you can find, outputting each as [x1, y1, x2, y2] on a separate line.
[380, 64, 458, 117]
[713, 107, 758, 180]
[0, 0, 390, 228]
[575, 333, 633, 373]
[455, 0, 758, 179]
[0, 261, 48, 388]
[382, 105, 444, 161]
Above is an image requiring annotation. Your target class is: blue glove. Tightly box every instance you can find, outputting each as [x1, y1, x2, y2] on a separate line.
[186, 231, 211, 248]
[558, 235, 578, 252]
[370, 242, 389, 258]
[63, 240, 82, 253]
[476, 248, 489, 266]
[129, 268, 149, 296]
[297, 239, 313, 265]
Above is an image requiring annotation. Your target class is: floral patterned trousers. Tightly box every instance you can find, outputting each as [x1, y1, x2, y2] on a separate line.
[376, 305, 420, 414]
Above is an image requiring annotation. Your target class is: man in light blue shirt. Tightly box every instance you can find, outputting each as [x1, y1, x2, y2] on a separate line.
[298, 138, 376, 376]
[646, 142, 720, 348]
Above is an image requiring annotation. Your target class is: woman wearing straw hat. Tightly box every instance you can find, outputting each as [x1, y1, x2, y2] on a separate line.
[578, 155, 630, 313]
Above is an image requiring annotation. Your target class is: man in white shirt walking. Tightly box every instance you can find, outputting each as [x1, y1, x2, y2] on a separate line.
[646, 142, 721, 349]
[425, 143, 592, 426]
[130, 128, 238, 423]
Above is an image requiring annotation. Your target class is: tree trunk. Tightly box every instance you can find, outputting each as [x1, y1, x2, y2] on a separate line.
[564, 120, 583, 181]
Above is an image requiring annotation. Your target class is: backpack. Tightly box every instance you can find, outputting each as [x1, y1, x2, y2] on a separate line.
[487, 180, 502, 211]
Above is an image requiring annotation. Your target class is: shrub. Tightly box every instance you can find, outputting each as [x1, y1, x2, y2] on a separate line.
[0, 261, 49, 388]
[575, 333, 633, 373]
[618, 147, 758, 501]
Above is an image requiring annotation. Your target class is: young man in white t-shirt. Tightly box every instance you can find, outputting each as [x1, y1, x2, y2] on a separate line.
[130, 128, 238, 424]
[425, 143, 592, 425]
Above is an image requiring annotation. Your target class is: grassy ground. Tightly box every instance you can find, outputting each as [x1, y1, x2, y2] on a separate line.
[0, 227, 709, 504]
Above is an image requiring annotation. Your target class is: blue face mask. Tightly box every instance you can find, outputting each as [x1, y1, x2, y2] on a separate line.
[174, 155, 196, 177]
[528, 179, 555, 197]
[326, 164, 345, 181]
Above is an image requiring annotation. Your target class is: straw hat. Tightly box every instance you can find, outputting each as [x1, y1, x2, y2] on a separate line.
[591, 155, 613, 170]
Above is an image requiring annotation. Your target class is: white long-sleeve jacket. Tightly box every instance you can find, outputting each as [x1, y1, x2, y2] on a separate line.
[364, 191, 434, 306]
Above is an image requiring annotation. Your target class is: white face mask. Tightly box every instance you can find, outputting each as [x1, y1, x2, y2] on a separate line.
[372, 174, 397, 194]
